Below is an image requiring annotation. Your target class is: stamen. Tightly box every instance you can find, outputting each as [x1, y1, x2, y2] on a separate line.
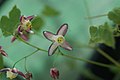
[57, 36, 64, 43]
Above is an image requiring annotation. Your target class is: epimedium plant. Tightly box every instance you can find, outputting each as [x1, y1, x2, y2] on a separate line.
[0, 5, 120, 80]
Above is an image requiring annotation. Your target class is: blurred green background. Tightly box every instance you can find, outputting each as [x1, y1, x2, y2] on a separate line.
[0, 0, 120, 80]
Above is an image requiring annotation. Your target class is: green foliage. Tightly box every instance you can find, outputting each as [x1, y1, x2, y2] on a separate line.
[0, 55, 3, 69]
[0, 5, 45, 37]
[0, 55, 3, 79]
[89, 22, 115, 48]
[32, 16, 44, 31]
[0, 5, 21, 37]
[110, 66, 120, 73]
[42, 5, 60, 16]
[108, 8, 120, 24]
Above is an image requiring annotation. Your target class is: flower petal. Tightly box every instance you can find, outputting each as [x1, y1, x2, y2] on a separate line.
[7, 71, 17, 79]
[43, 31, 55, 41]
[48, 42, 59, 56]
[57, 24, 68, 36]
[20, 15, 25, 23]
[17, 71, 26, 78]
[0, 46, 2, 49]
[17, 25, 22, 33]
[0, 46, 8, 56]
[26, 15, 34, 21]
[60, 41, 72, 51]
[1, 50, 8, 57]
[0, 68, 10, 72]
[11, 36, 17, 43]
[20, 34, 28, 41]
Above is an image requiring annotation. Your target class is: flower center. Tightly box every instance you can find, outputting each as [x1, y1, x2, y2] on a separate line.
[26, 22, 32, 28]
[22, 20, 32, 30]
[56, 36, 64, 44]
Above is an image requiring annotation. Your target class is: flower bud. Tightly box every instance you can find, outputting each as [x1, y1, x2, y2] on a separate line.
[50, 68, 59, 80]
[25, 72, 32, 80]
[0, 46, 8, 56]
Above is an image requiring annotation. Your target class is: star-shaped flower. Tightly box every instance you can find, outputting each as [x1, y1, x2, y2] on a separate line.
[43, 24, 72, 56]
[0, 68, 26, 79]
[20, 15, 34, 33]
[11, 15, 34, 42]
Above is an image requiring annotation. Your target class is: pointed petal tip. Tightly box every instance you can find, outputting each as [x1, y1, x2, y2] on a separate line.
[43, 31, 55, 41]
[11, 36, 16, 43]
[57, 23, 68, 36]
[48, 53, 52, 56]
[26, 15, 34, 21]
[68, 46, 73, 51]
[43, 31, 46, 34]
[63, 23, 68, 26]
[63, 46, 72, 51]
[29, 30, 34, 34]
[20, 15, 24, 22]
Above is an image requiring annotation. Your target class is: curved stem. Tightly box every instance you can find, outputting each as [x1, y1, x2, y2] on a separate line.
[86, 14, 107, 19]
[60, 52, 112, 68]
[78, 44, 120, 67]
[18, 37, 47, 52]
[24, 58, 28, 72]
[12, 49, 39, 68]
[96, 48, 120, 67]
[18, 36, 120, 68]
[83, 0, 92, 25]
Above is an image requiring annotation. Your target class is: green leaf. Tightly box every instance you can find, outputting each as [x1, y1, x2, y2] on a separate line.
[9, 5, 21, 29]
[0, 16, 11, 36]
[0, 55, 4, 79]
[108, 8, 120, 24]
[0, 55, 3, 69]
[89, 22, 115, 48]
[32, 16, 44, 31]
[42, 5, 60, 16]
[100, 23, 115, 48]
[89, 26, 97, 38]
[89, 26, 101, 45]
[0, 5, 21, 37]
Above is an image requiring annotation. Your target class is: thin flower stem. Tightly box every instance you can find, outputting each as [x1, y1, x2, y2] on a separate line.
[60, 52, 112, 68]
[18, 37, 47, 52]
[24, 58, 28, 72]
[17, 36, 119, 68]
[83, 0, 93, 25]
[86, 14, 107, 19]
[78, 44, 120, 67]
[96, 48, 120, 67]
[12, 49, 39, 68]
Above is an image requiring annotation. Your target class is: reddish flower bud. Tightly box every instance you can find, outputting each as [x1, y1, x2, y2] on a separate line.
[25, 72, 32, 80]
[0, 46, 8, 57]
[50, 68, 59, 80]
[11, 36, 17, 43]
